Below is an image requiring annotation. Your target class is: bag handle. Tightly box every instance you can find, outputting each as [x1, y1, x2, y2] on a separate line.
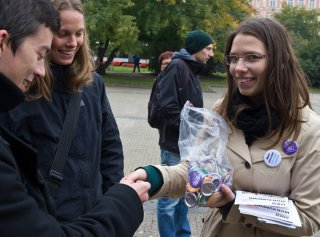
[47, 92, 81, 197]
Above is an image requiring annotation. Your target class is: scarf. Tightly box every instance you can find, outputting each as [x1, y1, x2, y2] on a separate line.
[227, 91, 279, 146]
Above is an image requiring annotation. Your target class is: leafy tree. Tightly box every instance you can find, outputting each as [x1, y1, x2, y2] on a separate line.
[274, 4, 320, 86]
[83, 0, 253, 74]
[274, 4, 319, 41]
[130, 0, 254, 73]
[299, 41, 320, 86]
[83, 0, 139, 75]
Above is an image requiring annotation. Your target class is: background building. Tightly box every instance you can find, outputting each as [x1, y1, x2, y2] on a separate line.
[250, 0, 320, 17]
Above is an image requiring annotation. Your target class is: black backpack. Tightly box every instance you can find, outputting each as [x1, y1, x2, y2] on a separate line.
[147, 58, 189, 128]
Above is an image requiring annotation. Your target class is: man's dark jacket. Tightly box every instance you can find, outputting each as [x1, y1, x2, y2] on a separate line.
[156, 49, 204, 153]
[0, 64, 124, 223]
[0, 73, 143, 236]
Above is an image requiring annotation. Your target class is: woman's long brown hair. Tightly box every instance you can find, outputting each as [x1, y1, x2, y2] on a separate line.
[215, 18, 311, 147]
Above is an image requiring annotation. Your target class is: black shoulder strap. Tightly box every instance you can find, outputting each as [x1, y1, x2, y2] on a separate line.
[47, 92, 81, 196]
[175, 58, 190, 105]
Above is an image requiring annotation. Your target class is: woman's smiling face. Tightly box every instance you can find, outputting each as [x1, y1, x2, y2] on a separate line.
[229, 33, 268, 103]
[50, 9, 84, 65]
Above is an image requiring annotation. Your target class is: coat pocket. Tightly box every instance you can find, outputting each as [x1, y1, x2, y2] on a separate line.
[201, 209, 222, 237]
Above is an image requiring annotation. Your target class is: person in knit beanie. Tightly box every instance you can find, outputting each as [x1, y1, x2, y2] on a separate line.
[147, 30, 214, 237]
[184, 30, 213, 55]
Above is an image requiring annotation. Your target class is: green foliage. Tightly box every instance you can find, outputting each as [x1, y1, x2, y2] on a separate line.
[274, 5, 320, 86]
[83, 0, 139, 53]
[82, 0, 254, 74]
[274, 4, 320, 40]
[299, 41, 320, 85]
[129, 0, 254, 72]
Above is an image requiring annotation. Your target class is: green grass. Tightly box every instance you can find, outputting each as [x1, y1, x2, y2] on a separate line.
[103, 72, 227, 92]
[107, 65, 150, 73]
[102, 66, 320, 94]
[103, 73, 155, 88]
[308, 86, 320, 93]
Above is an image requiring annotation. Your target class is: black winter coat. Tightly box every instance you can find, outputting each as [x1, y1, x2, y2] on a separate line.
[1, 64, 124, 223]
[156, 53, 204, 153]
[0, 73, 143, 237]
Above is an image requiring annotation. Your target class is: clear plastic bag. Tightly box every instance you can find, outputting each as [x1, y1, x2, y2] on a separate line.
[179, 101, 233, 207]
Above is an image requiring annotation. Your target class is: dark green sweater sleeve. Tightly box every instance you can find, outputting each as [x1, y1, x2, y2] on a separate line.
[141, 166, 163, 196]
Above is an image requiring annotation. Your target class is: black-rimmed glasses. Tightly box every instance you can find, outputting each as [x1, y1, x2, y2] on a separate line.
[224, 54, 268, 66]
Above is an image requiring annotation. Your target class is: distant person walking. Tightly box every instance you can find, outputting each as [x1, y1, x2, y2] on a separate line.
[133, 54, 141, 72]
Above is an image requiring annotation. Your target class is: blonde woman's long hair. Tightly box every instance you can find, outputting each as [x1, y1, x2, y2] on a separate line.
[27, 0, 94, 100]
[26, 59, 53, 100]
[49, 0, 94, 92]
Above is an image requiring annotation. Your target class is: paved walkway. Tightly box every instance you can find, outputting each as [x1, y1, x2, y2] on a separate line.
[106, 86, 320, 237]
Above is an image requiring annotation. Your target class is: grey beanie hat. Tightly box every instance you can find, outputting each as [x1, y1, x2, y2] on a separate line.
[184, 30, 213, 55]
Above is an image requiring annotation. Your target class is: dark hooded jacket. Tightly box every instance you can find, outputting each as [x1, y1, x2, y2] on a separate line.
[156, 48, 204, 153]
[0, 64, 124, 223]
[0, 72, 143, 237]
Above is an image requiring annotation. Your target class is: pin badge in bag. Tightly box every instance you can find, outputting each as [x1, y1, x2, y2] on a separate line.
[200, 174, 221, 197]
[282, 140, 298, 155]
[264, 149, 281, 167]
[185, 192, 198, 208]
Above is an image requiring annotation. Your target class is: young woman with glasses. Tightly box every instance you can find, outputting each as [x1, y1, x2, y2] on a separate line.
[123, 17, 320, 237]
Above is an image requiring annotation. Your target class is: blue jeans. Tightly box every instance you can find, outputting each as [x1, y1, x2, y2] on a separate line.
[157, 148, 191, 237]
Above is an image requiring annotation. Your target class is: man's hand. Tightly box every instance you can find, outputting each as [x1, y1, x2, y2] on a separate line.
[122, 168, 148, 183]
[120, 168, 149, 202]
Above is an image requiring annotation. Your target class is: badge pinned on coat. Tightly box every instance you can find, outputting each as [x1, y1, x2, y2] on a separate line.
[264, 149, 281, 167]
[282, 140, 298, 155]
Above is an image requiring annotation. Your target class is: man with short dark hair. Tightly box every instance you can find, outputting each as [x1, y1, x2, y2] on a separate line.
[155, 30, 214, 237]
[0, 0, 149, 236]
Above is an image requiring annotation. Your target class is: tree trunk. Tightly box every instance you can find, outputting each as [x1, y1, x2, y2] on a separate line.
[96, 47, 119, 75]
[96, 39, 109, 65]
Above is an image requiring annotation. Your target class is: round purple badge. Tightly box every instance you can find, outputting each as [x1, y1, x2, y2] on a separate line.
[282, 140, 298, 155]
[188, 170, 203, 188]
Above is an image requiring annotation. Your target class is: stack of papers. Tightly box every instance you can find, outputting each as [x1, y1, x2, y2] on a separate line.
[235, 191, 301, 228]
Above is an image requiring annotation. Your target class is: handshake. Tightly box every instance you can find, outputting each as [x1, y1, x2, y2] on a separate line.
[121, 166, 235, 208]
[120, 169, 150, 203]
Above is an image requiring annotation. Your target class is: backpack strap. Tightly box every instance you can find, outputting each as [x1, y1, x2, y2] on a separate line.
[176, 58, 189, 89]
[47, 92, 81, 197]
[175, 58, 190, 106]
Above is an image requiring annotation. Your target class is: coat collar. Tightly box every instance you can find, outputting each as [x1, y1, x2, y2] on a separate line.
[227, 126, 251, 162]
[50, 63, 71, 93]
[227, 125, 295, 164]
[0, 125, 39, 184]
[0, 73, 25, 112]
